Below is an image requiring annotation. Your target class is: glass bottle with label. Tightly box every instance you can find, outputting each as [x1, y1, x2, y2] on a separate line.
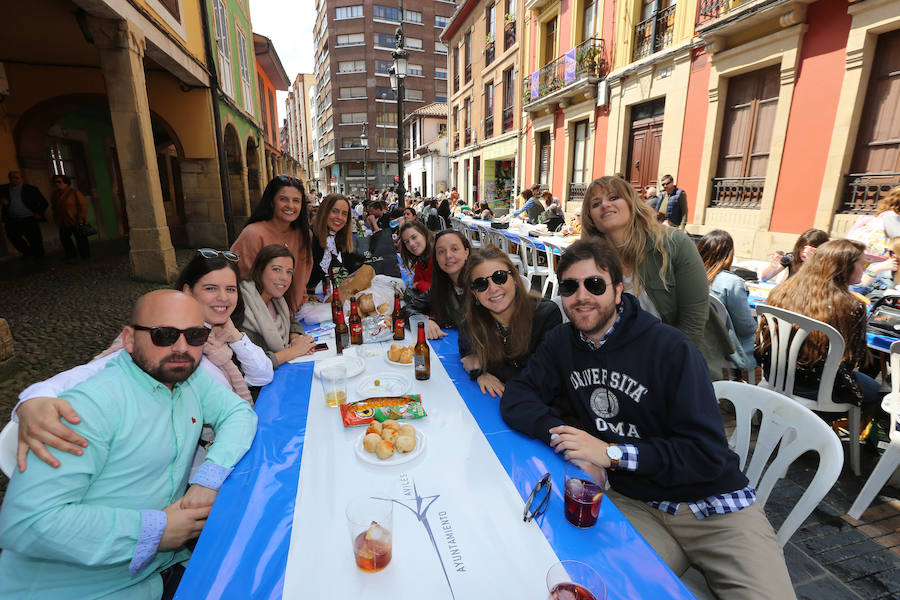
[392, 293, 405, 340]
[349, 298, 363, 345]
[414, 322, 430, 380]
[335, 311, 350, 355]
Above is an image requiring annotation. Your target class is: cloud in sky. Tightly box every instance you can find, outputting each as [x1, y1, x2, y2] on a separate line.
[249, 0, 318, 121]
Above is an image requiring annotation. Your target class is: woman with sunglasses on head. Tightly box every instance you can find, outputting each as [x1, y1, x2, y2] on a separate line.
[406, 230, 472, 340]
[241, 245, 317, 368]
[458, 246, 562, 397]
[581, 175, 731, 376]
[759, 228, 829, 283]
[11, 249, 273, 471]
[306, 193, 365, 294]
[231, 175, 312, 313]
[399, 221, 435, 293]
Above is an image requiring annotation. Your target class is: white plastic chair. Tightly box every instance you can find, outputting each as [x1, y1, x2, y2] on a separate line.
[709, 295, 756, 384]
[464, 224, 482, 249]
[489, 229, 524, 274]
[0, 420, 19, 479]
[540, 241, 560, 299]
[849, 340, 900, 519]
[713, 381, 844, 544]
[756, 304, 861, 476]
[517, 235, 550, 293]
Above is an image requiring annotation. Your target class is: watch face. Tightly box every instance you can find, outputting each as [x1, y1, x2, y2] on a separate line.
[608, 446, 623, 460]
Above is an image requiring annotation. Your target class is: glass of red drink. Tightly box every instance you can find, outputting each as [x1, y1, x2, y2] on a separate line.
[346, 498, 393, 572]
[546, 560, 607, 600]
[563, 462, 607, 528]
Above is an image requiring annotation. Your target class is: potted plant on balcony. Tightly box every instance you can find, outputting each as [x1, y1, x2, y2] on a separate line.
[504, 13, 515, 30]
[485, 32, 495, 45]
[576, 45, 603, 77]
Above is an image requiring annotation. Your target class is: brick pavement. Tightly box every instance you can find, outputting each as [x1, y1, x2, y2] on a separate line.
[1, 245, 900, 597]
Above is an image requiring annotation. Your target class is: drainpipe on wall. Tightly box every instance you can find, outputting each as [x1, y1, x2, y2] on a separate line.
[199, 0, 236, 243]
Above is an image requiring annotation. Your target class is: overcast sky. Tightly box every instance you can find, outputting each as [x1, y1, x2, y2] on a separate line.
[249, 0, 318, 118]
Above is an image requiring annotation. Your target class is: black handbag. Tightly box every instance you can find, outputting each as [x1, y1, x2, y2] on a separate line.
[77, 221, 98, 237]
[867, 293, 900, 337]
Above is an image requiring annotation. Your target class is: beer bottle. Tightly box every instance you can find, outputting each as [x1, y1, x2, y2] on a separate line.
[335, 311, 350, 355]
[349, 298, 363, 345]
[331, 279, 342, 325]
[414, 322, 430, 380]
[392, 294, 405, 340]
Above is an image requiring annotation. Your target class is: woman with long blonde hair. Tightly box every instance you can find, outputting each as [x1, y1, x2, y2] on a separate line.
[758, 238, 879, 408]
[580, 175, 731, 375]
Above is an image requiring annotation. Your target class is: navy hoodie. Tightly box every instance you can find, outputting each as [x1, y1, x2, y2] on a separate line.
[501, 293, 747, 503]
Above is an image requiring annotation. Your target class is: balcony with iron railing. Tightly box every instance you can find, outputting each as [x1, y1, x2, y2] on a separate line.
[523, 37, 606, 113]
[484, 115, 494, 139]
[633, 4, 676, 61]
[695, 0, 804, 51]
[708, 177, 764, 209]
[502, 106, 514, 132]
[840, 173, 900, 214]
[568, 182, 588, 205]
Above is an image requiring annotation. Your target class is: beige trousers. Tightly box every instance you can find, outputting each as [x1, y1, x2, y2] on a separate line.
[608, 489, 796, 600]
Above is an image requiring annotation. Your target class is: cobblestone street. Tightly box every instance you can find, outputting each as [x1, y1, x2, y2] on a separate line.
[3, 246, 900, 597]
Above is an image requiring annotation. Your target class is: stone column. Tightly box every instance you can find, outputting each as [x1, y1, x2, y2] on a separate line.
[87, 17, 177, 282]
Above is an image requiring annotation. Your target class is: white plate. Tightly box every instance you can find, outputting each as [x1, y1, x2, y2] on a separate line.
[384, 355, 413, 367]
[355, 430, 426, 466]
[356, 373, 410, 398]
[313, 355, 366, 379]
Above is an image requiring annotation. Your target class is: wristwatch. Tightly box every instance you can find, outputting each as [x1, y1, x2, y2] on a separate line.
[606, 444, 623, 469]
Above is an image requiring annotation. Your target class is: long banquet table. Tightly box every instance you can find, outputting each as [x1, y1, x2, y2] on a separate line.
[456, 216, 577, 254]
[175, 330, 696, 599]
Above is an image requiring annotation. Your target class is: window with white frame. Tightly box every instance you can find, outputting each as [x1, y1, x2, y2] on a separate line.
[408, 64, 423, 77]
[406, 37, 423, 50]
[337, 33, 364, 46]
[212, 0, 233, 98]
[404, 9, 422, 23]
[341, 112, 367, 124]
[374, 33, 396, 49]
[435, 15, 450, 28]
[236, 28, 253, 111]
[335, 5, 363, 19]
[375, 59, 392, 74]
[338, 60, 366, 73]
[373, 4, 400, 22]
[339, 86, 367, 99]
[435, 41, 448, 55]
[435, 68, 448, 80]
[406, 89, 423, 101]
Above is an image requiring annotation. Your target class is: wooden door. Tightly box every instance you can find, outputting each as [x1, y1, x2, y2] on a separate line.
[626, 116, 663, 192]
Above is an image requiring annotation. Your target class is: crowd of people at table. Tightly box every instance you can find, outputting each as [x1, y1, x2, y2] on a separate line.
[4, 170, 900, 599]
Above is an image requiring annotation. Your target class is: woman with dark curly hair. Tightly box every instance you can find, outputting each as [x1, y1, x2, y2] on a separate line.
[231, 175, 312, 312]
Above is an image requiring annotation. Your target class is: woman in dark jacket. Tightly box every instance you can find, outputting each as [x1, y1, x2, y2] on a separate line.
[458, 245, 562, 397]
[307, 193, 364, 292]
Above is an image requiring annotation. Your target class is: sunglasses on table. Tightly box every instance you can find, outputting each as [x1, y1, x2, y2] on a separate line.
[523, 472, 552, 522]
[198, 248, 239, 262]
[471, 269, 514, 292]
[131, 325, 211, 347]
[558, 277, 610, 298]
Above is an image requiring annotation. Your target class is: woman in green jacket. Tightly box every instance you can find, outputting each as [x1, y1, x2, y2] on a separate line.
[580, 175, 732, 377]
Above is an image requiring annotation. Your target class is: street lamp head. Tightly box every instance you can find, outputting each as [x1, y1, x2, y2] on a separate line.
[392, 47, 409, 79]
[389, 66, 398, 92]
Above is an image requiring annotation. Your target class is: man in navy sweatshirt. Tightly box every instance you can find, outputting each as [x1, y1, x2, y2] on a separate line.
[501, 238, 794, 600]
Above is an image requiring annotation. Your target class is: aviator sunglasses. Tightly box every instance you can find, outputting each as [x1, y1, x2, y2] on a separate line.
[558, 277, 610, 298]
[470, 269, 514, 292]
[131, 325, 211, 347]
[198, 248, 239, 262]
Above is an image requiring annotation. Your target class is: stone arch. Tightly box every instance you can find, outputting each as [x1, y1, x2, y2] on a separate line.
[13, 93, 186, 243]
[222, 123, 248, 219]
[246, 135, 261, 211]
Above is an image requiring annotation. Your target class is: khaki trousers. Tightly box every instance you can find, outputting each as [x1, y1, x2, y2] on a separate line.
[608, 489, 796, 600]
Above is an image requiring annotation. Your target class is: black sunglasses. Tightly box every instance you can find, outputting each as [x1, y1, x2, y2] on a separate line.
[276, 173, 303, 186]
[198, 248, 239, 262]
[131, 325, 211, 347]
[523, 472, 552, 522]
[559, 277, 609, 298]
[471, 269, 513, 292]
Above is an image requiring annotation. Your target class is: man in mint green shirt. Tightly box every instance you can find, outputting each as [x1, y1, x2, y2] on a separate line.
[0, 290, 258, 599]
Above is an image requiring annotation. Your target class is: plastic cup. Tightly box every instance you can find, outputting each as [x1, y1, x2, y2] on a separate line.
[346, 498, 393, 572]
[563, 462, 606, 528]
[547, 560, 607, 600]
[322, 364, 347, 406]
[409, 314, 428, 333]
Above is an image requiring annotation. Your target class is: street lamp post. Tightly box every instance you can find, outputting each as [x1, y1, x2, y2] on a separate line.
[360, 121, 369, 200]
[391, 27, 409, 208]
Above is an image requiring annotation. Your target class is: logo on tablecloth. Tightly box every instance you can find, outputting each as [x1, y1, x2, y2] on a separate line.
[376, 477, 461, 599]
[590, 387, 619, 419]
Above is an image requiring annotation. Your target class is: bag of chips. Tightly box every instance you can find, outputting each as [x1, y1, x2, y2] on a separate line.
[340, 395, 427, 427]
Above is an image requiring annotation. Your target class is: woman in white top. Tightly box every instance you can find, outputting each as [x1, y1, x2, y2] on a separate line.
[12, 249, 273, 470]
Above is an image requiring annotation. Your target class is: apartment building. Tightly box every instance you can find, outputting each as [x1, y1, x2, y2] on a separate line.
[283, 73, 316, 184]
[519, 0, 613, 214]
[312, 0, 458, 196]
[444, 0, 525, 212]
[403, 102, 450, 197]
